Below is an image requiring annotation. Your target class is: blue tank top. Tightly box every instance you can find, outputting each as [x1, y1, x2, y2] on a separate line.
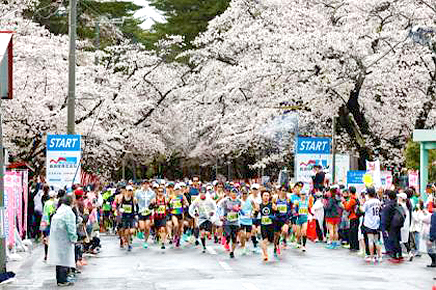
[240, 198, 253, 225]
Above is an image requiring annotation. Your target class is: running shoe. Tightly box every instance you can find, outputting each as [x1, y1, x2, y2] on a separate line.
[127, 245, 132, 252]
[263, 254, 268, 262]
[357, 250, 365, 257]
[230, 252, 235, 259]
[342, 244, 350, 249]
[143, 242, 148, 249]
[274, 248, 278, 258]
[224, 242, 230, 252]
[202, 247, 206, 253]
[364, 256, 372, 262]
[301, 246, 306, 252]
[221, 236, 226, 245]
[161, 244, 166, 250]
[57, 282, 74, 287]
[325, 244, 335, 250]
[81, 259, 88, 266]
[276, 246, 281, 255]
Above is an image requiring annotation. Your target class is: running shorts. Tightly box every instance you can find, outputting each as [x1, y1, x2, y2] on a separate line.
[171, 213, 184, 221]
[296, 215, 308, 225]
[261, 225, 275, 243]
[274, 219, 287, 232]
[138, 214, 152, 221]
[154, 218, 167, 228]
[326, 217, 341, 225]
[199, 220, 213, 233]
[240, 224, 252, 233]
[121, 218, 135, 229]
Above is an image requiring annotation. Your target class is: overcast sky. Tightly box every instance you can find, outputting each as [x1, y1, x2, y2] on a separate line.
[132, 0, 166, 29]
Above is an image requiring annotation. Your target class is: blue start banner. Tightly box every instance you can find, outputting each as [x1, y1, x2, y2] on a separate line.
[296, 137, 331, 154]
[47, 135, 81, 151]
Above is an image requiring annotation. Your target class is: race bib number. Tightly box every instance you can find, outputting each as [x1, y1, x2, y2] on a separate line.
[241, 211, 251, 219]
[299, 207, 308, 215]
[261, 216, 272, 225]
[157, 205, 166, 214]
[141, 208, 151, 216]
[172, 200, 183, 209]
[278, 204, 287, 214]
[227, 211, 238, 222]
[123, 204, 133, 214]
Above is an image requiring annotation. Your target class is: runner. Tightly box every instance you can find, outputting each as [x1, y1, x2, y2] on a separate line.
[189, 188, 217, 253]
[118, 185, 137, 252]
[135, 181, 155, 249]
[239, 187, 258, 255]
[255, 189, 277, 261]
[150, 186, 169, 249]
[169, 184, 189, 247]
[294, 187, 312, 252]
[221, 188, 242, 258]
[274, 186, 292, 252]
[250, 184, 262, 252]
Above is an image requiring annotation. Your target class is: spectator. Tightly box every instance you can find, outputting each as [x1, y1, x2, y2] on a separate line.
[381, 190, 397, 258]
[343, 186, 360, 252]
[411, 200, 425, 257]
[48, 195, 78, 286]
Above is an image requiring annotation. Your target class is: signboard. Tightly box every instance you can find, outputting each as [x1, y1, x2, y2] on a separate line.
[347, 170, 366, 194]
[295, 137, 332, 192]
[297, 137, 331, 154]
[47, 134, 81, 189]
[335, 154, 350, 185]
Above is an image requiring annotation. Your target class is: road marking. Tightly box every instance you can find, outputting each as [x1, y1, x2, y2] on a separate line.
[206, 246, 217, 255]
[218, 261, 232, 271]
[242, 283, 260, 290]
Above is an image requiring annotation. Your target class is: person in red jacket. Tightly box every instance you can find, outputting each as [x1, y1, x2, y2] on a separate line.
[343, 186, 359, 252]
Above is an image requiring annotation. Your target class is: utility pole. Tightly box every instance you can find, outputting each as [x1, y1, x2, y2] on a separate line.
[67, 0, 77, 135]
[331, 116, 336, 184]
[94, 17, 100, 65]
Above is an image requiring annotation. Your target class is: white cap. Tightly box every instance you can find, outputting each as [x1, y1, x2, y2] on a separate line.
[206, 185, 213, 190]
[152, 183, 159, 188]
[49, 190, 57, 198]
[126, 185, 134, 191]
[174, 184, 181, 190]
[251, 184, 260, 190]
[398, 192, 407, 199]
[179, 182, 187, 187]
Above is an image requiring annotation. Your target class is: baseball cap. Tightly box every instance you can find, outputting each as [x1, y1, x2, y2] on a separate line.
[251, 184, 260, 190]
[174, 184, 181, 190]
[126, 185, 133, 191]
[398, 192, 408, 199]
[49, 190, 57, 198]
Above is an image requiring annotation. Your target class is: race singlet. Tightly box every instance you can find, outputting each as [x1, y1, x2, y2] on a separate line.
[141, 207, 152, 216]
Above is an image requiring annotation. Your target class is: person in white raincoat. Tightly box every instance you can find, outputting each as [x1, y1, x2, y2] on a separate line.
[312, 193, 325, 242]
[48, 195, 78, 286]
[398, 192, 412, 260]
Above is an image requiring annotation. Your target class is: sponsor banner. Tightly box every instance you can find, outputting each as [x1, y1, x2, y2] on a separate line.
[381, 171, 393, 190]
[47, 135, 81, 189]
[366, 160, 382, 189]
[408, 170, 420, 193]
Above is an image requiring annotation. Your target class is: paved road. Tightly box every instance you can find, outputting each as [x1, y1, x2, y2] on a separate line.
[3, 235, 436, 290]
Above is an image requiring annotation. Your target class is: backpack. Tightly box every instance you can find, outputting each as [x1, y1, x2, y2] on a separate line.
[391, 204, 406, 229]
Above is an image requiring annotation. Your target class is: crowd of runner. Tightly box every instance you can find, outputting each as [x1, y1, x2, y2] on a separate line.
[32, 175, 436, 286]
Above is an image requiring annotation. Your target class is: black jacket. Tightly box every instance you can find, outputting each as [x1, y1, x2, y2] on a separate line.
[430, 212, 436, 242]
[381, 199, 396, 232]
